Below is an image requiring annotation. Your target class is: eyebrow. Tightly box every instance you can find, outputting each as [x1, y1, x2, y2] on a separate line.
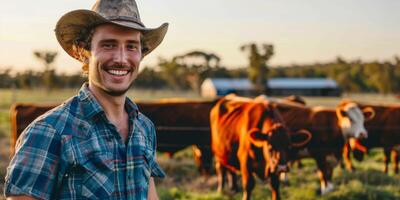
[99, 39, 140, 44]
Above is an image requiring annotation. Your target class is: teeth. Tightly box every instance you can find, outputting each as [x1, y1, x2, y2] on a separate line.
[107, 70, 128, 76]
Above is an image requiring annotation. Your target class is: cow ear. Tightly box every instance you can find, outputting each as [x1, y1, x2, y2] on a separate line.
[249, 128, 269, 147]
[290, 129, 312, 148]
[336, 107, 347, 122]
[362, 107, 375, 121]
[340, 109, 348, 117]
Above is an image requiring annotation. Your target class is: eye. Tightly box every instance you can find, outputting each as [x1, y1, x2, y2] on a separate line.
[102, 43, 115, 49]
[126, 44, 139, 51]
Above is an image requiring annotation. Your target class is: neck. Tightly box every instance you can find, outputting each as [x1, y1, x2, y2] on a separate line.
[88, 83, 126, 120]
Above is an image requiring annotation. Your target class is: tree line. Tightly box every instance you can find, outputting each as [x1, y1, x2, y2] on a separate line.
[1, 46, 400, 94]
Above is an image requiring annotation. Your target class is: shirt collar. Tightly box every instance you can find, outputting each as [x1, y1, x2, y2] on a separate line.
[78, 83, 139, 120]
[125, 97, 139, 119]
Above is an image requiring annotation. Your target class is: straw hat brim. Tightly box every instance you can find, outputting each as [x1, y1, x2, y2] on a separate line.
[55, 9, 168, 62]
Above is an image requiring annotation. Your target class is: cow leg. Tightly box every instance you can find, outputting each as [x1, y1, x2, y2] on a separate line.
[192, 145, 213, 176]
[342, 143, 354, 171]
[315, 157, 334, 195]
[240, 162, 255, 200]
[392, 149, 399, 174]
[227, 170, 239, 192]
[241, 172, 255, 200]
[215, 161, 227, 193]
[270, 173, 281, 200]
[383, 147, 391, 174]
[279, 172, 289, 185]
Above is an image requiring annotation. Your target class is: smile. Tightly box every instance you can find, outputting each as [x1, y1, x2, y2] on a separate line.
[106, 69, 130, 76]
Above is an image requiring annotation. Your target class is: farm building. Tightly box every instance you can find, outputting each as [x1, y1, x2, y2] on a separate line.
[201, 78, 341, 97]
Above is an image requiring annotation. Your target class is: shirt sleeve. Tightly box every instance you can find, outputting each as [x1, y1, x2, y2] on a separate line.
[4, 121, 61, 200]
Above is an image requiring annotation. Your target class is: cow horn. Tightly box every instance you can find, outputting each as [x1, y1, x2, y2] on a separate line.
[362, 107, 375, 121]
[291, 129, 312, 148]
[249, 128, 269, 147]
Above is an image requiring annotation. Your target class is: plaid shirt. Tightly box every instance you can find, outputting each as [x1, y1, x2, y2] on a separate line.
[4, 84, 165, 200]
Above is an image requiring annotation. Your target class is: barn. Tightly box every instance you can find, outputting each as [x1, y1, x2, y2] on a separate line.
[201, 78, 341, 97]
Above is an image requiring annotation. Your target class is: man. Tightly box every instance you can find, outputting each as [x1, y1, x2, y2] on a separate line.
[4, 0, 168, 199]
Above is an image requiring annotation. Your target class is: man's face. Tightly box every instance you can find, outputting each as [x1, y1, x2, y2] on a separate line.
[87, 24, 142, 96]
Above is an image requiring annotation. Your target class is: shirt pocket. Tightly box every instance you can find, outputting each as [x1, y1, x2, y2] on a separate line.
[132, 148, 152, 191]
[78, 151, 115, 199]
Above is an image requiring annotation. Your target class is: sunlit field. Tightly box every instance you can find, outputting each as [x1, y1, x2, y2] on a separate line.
[0, 89, 399, 199]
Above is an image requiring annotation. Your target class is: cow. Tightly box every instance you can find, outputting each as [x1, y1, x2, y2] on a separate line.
[283, 95, 307, 105]
[342, 101, 400, 174]
[10, 99, 217, 175]
[211, 95, 312, 200]
[254, 96, 374, 195]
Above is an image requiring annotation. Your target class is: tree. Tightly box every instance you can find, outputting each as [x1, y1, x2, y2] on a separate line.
[240, 43, 274, 94]
[158, 57, 190, 90]
[33, 50, 58, 91]
[135, 67, 166, 88]
[175, 50, 221, 93]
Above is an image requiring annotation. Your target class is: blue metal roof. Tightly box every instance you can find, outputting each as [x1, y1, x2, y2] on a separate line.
[207, 78, 339, 89]
[268, 78, 338, 89]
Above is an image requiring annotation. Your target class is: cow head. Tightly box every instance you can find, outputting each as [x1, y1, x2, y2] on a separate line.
[336, 102, 371, 139]
[249, 122, 290, 177]
[247, 103, 311, 177]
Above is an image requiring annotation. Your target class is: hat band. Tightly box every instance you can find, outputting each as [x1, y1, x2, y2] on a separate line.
[107, 16, 145, 27]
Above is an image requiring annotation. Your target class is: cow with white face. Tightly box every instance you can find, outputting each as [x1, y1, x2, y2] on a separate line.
[336, 102, 373, 140]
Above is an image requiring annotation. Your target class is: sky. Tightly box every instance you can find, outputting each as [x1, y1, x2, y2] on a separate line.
[0, 0, 399, 74]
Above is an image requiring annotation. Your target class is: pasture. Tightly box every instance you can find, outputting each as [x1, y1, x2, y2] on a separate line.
[0, 89, 400, 199]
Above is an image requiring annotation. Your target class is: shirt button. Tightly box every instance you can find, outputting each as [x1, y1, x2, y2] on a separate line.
[64, 173, 69, 178]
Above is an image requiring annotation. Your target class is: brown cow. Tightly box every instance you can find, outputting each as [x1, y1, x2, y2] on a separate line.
[211, 95, 311, 200]
[342, 102, 400, 174]
[10, 99, 217, 175]
[255, 96, 373, 195]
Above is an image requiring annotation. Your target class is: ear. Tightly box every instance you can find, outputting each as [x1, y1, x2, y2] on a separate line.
[340, 109, 348, 117]
[249, 128, 269, 147]
[362, 107, 375, 121]
[290, 129, 312, 148]
[336, 107, 348, 123]
[83, 56, 90, 64]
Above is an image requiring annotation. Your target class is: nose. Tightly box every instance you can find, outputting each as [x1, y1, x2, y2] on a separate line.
[114, 46, 129, 66]
[359, 132, 368, 139]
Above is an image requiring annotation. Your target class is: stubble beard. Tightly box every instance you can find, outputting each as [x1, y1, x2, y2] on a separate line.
[91, 64, 137, 97]
[102, 81, 133, 96]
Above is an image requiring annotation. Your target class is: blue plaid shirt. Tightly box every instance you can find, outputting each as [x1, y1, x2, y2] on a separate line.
[4, 84, 165, 200]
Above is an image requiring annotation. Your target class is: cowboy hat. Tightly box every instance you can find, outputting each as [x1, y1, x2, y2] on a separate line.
[55, 0, 168, 62]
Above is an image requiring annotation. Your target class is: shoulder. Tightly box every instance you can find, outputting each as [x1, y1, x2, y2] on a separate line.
[25, 95, 88, 137]
[137, 112, 155, 132]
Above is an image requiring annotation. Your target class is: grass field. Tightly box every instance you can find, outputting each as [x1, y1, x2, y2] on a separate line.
[0, 89, 399, 199]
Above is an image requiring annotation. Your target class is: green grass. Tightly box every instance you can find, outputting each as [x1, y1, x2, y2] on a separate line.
[156, 149, 400, 200]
